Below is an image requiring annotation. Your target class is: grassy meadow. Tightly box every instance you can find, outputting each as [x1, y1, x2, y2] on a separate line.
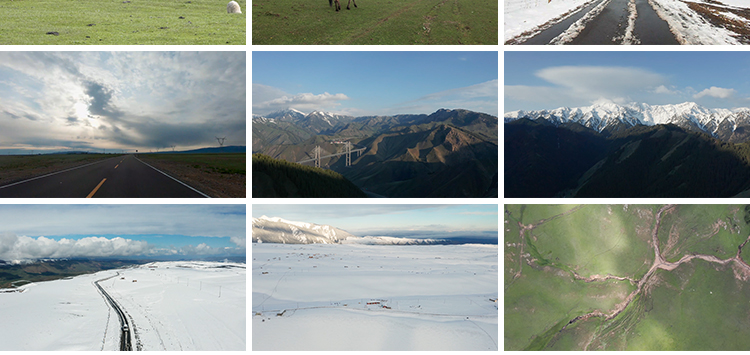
[505, 204, 750, 350]
[0, 0, 246, 45]
[138, 153, 245, 175]
[251, 0, 497, 44]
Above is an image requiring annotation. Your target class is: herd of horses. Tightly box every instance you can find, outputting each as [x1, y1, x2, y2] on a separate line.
[329, 0, 357, 11]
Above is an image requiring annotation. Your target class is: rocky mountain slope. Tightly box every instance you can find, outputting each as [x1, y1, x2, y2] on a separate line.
[253, 108, 498, 198]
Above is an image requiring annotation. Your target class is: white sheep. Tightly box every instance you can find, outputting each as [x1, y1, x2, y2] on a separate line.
[227, 1, 242, 13]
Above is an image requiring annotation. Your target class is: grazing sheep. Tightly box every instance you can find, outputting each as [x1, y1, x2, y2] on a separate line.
[227, 1, 242, 13]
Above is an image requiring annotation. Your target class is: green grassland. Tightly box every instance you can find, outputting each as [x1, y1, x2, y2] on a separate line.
[526, 205, 654, 279]
[140, 153, 245, 175]
[0, 0, 246, 45]
[656, 205, 749, 262]
[505, 204, 750, 351]
[0, 259, 142, 288]
[623, 262, 750, 350]
[251, 0, 497, 44]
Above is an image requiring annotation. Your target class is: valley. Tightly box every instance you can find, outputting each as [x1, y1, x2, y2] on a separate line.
[252, 108, 498, 198]
[505, 102, 750, 197]
[505, 204, 750, 350]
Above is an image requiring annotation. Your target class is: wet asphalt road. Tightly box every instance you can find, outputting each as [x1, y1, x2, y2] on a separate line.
[520, 0, 679, 44]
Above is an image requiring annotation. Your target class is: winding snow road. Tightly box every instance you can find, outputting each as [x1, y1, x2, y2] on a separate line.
[95, 274, 133, 351]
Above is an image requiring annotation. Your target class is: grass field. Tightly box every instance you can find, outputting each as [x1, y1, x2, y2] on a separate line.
[138, 153, 245, 197]
[141, 153, 246, 175]
[251, 0, 497, 44]
[505, 204, 750, 350]
[0, 0, 246, 45]
[656, 205, 748, 262]
[0, 154, 116, 186]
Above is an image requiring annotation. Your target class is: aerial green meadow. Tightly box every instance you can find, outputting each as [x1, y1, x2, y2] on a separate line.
[505, 205, 750, 350]
[251, 0, 497, 44]
[0, 0, 246, 45]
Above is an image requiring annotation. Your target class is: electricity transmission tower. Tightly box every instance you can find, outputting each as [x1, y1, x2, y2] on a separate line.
[313, 146, 321, 168]
[345, 141, 352, 167]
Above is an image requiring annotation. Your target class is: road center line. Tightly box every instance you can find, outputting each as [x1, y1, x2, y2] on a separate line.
[87, 178, 107, 198]
[114, 164, 119, 169]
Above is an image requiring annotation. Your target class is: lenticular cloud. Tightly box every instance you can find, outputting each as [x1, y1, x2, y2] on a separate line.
[0, 233, 150, 262]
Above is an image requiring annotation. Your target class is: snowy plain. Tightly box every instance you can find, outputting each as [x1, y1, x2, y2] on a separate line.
[252, 243, 498, 350]
[0, 261, 245, 351]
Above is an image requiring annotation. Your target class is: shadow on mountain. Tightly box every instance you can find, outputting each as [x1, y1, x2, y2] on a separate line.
[506, 120, 750, 197]
[505, 118, 608, 197]
[336, 136, 497, 198]
[252, 154, 366, 198]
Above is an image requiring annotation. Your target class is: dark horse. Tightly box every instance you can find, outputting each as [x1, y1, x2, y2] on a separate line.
[329, 0, 356, 11]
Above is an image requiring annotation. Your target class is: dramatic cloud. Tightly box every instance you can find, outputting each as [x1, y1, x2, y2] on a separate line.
[252, 84, 350, 114]
[506, 66, 667, 109]
[0, 233, 150, 261]
[0, 205, 245, 240]
[0, 52, 245, 153]
[389, 80, 498, 116]
[0, 205, 246, 261]
[694, 86, 737, 99]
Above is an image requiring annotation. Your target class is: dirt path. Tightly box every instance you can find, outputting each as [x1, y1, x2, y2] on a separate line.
[561, 204, 750, 331]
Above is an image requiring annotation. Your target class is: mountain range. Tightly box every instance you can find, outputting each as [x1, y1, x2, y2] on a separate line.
[505, 107, 750, 197]
[251, 216, 445, 245]
[505, 102, 750, 143]
[253, 108, 498, 198]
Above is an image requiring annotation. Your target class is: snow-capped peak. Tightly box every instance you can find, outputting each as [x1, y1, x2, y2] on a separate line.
[505, 101, 746, 138]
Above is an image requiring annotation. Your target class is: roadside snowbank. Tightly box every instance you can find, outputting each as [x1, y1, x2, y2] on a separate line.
[505, 0, 599, 41]
[648, 0, 741, 44]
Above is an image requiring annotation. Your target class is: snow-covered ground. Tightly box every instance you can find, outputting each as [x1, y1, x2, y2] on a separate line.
[252, 243, 498, 350]
[0, 261, 245, 351]
[505, 0, 749, 43]
[505, 0, 600, 41]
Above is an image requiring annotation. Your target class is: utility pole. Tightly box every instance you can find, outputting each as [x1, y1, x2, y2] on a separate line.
[216, 136, 226, 152]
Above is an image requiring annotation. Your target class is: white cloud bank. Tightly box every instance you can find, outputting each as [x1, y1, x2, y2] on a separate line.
[506, 66, 667, 108]
[252, 84, 350, 114]
[0, 233, 149, 262]
[694, 86, 736, 99]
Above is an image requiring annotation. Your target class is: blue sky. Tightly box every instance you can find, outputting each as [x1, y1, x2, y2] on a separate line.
[252, 204, 498, 239]
[505, 52, 750, 112]
[0, 52, 246, 154]
[0, 205, 246, 261]
[253, 51, 498, 117]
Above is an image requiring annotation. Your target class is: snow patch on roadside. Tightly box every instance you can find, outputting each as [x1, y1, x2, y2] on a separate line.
[621, 0, 641, 44]
[550, 0, 613, 43]
[648, 0, 741, 44]
[504, 0, 601, 41]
